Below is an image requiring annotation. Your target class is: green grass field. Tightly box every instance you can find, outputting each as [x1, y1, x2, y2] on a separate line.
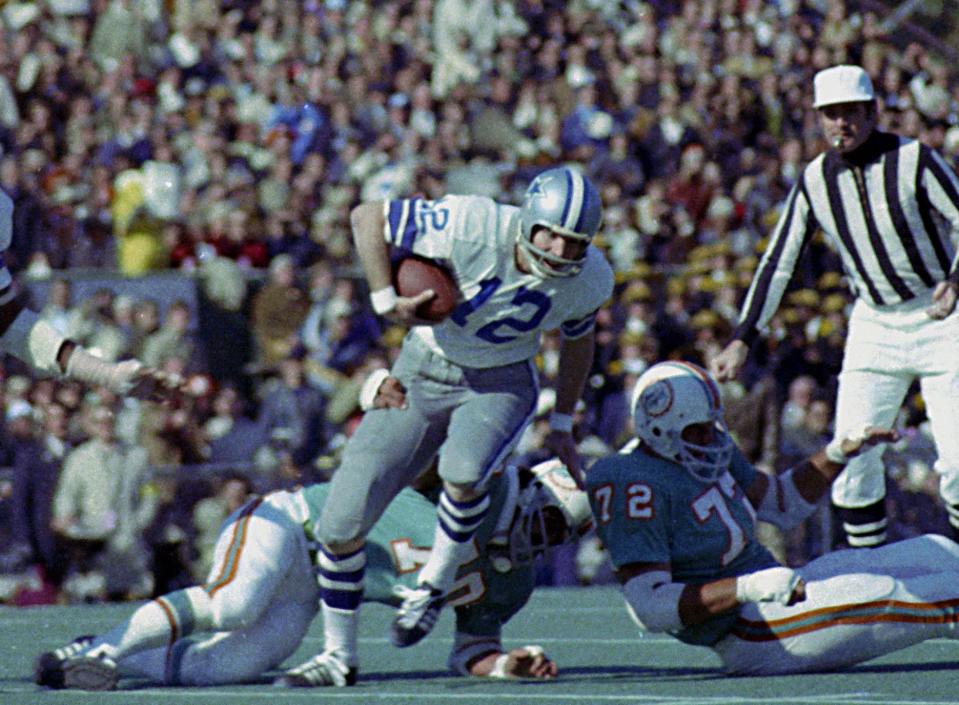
[2, 585, 956, 705]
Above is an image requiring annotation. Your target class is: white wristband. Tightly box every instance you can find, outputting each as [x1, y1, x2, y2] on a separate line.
[488, 653, 510, 679]
[824, 438, 847, 464]
[549, 411, 573, 433]
[370, 286, 397, 315]
[358, 368, 391, 411]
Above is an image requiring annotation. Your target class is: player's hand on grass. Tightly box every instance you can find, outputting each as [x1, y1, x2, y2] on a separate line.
[472, 646, 557, 679]
[504, 646, 557, 679]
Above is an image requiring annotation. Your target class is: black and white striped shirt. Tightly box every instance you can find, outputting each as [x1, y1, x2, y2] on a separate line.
[733, 131, 959, 343]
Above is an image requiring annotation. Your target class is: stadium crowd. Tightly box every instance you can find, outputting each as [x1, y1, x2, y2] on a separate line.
[0, 0, 955, 604]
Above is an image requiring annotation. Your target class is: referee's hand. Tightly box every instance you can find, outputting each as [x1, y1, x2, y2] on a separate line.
[927, 281, 958, 320]
[711, 340, 748, 382]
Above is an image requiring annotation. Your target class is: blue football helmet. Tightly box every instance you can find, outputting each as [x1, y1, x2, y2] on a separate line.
[517, 166, 602, 277]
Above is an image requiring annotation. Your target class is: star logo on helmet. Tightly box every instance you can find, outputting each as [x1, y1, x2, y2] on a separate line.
[526, 179, 545, 201]
[641, 380, 673, 417]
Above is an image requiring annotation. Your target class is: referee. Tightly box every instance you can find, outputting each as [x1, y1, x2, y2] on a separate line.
[712, 64, 959, 549]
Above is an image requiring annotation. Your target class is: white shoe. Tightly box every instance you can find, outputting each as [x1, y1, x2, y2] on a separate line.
[390, 582, 445, 647]
[273, 650, 358, 687]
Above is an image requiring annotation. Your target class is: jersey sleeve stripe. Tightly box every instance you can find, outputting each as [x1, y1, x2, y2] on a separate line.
[386, 198, 421, 249]
[561, 310, 597, 338]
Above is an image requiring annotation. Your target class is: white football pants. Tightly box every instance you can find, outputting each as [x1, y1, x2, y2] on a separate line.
[831, 291, 959, 508]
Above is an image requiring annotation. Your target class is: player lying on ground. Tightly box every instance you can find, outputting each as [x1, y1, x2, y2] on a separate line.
[0, 190, 178, 398]
[587, 360, 959, 675]
[35, 376, 588, 689]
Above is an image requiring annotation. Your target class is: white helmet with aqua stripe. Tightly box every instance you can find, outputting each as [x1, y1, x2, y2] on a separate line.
[517, 166, 602, 278]
[630, 361, 733, 482]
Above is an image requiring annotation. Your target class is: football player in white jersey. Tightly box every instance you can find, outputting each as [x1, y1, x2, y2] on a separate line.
[0, 189, 176, 398]
[306, 166, 613, 684]
[588, 361, 959, 675]
[34, 375, 592, 690]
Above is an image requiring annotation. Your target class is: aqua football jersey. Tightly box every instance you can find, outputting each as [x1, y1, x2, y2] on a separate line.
[301, 470, 534, 639]
[586, 444, 778, 646]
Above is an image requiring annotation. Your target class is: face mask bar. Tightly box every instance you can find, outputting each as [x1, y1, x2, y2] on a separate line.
[676, 424, 734, 483]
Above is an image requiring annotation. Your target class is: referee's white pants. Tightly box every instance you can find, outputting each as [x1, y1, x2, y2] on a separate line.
[831, 291, 959, 508]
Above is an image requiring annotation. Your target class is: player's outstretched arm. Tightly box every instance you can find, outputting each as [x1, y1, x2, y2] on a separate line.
[746, 426, 899, 530]
[0, 301, 182, 400]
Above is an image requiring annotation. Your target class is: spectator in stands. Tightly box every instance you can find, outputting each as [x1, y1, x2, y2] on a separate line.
[140, 300, 195, 370]
[204, 383, 264, 466]
[38, 278, 81, 338]
[129, 298, 160, 359]
[250, 254, 310, 367]
[256, 343, 328, 476]
[7, 402, 73, 588]
[52, 404, 154, 601]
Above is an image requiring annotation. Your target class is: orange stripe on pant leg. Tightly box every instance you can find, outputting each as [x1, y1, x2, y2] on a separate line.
[205, 497, 263, 597]
[154, 597, 180, 675]
[734, 598, 959, 642]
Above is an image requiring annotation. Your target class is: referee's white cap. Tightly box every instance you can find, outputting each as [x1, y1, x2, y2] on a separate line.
[813, 65, 875, 108]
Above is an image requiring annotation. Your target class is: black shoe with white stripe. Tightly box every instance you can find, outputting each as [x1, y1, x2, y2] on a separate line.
[34, 636, 94, 687]
[273, 650, 357, 687]
[390, 582, 445, 647]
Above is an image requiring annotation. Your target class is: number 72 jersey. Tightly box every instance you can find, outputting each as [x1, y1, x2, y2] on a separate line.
[585, 445, 779, 646]
[383, 195, 613, 368]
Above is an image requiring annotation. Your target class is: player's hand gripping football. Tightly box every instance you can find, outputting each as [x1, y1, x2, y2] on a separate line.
[389, 290, 439, 326]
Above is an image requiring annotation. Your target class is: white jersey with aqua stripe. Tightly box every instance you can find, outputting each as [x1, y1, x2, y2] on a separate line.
[383, 194, 613, 368]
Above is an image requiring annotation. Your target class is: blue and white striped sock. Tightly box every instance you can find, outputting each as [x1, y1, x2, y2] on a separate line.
[318, 546, 365, 662]
[417, 490, 490, 593]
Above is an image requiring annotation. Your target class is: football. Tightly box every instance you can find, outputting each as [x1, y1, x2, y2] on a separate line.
[393, 256, 458, 322]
